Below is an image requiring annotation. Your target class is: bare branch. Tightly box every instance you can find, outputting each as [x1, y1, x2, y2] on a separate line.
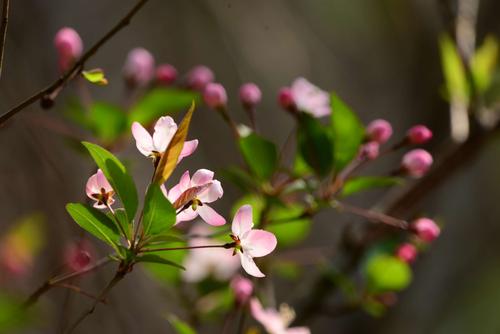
[0, 0, 10, 79]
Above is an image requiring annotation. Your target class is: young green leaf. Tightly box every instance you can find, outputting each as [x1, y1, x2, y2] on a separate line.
[167, 315, 196, 334]
[439, 34, 469, 103]
[82, 142, 138, 222]
[136, 254, 185, 270]
[330, 93, 365, 171]
[471, 35, 499, 94]
[341, 176, 403, 197]
[153, 102, 195, 184]
[365, 254, 412, 293]
[108, 208, 131, 240]
[87, 103, 127, 144]
[238, 133, 278, 179]
[66, 203, 121, 251]
[82, 68, 108, 85]
[219, 166, 258, 192]
[142, 185, 176, 236]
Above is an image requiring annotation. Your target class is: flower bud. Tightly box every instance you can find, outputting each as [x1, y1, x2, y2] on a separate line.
[359, 141, 380, 160]
[366, 119, 393, 144]
[65, 242, 91, 272]
[123, 47, 155, 87]
[203, 83, 227, 108]
[396, 243, 417, 263]
[239, 83, 262, 107]
[54, 27, 83, 72]
[407, 125, 433, 144]
[278, 87, 294, 109]
[186, 65, 214, 90]
[412, 218, 440, 242]
[401, 149, 433, 177]
[230, 275, 253, 304]
[155, 64, 177, 85]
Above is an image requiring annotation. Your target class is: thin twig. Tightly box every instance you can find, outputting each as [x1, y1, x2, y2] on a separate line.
[0, 0, 10, 79]
[0, 0, 151, 125]
[140, 244, 232, 253]
[333, 201, 408, 229]
[53, 283, 108, 304]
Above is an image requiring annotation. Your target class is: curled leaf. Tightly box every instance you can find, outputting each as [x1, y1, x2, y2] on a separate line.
[82, 68, 108, 86]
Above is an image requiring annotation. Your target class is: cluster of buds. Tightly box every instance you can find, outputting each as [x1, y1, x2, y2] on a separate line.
[395, 217, 441, 263]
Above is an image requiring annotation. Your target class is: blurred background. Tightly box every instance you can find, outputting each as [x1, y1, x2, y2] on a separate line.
[1, 0, 500, 333]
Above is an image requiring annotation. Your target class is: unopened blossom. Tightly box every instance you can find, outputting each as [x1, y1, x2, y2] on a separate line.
[396, 243, 417, 263]
[203, 83, 227, 109]
[65, 241, 92, 272]
[290, 77, 330, 118]
[230, 205, 277, 277]
[278, 87, 294, 110]
[85, 169, 115, 209]
[131, 116, 198, 164]
[186, 65, 214, 90]
[366, 119, 393, 144]
[155, 64, 177, 85]
[239, 83, 262, 107]
[54, 27, 83, 72]
[407, 125, 433, 144]
[182, 224, 240, 282]
[250, 298, 310, 334]
[401, 149, 433, 177]
[412, 218, 440, 242]
[359, 141, 380, 160]
[123, 47, 155, 87]
[165, 169, 225, 226]
[230, 275, 253, 304]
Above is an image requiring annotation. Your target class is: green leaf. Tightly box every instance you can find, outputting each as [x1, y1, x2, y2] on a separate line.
[82, 142, 138, 222]
[143, 241, 187, 284]
[108, 208, 131, 240]
[297, 113, 334, 177]
[143, 184, 176, 236]
[144, 233, 185, 245]
[0, 294, 31, 332]
[471, 35, 499, 94]
[129, 88, 200, 126]
[330, 93, 365, 171]
[66, 203, 121, 251]
[365, 254, 412, 293]
[82, 68, 108, 85]
[341, 176, 403, 197]
[167, 315, 196, 334]
[219, 166, 258, 192]
[136, 254, 185, 270]
[87, 103, 127, 144]
[238, 133, 278, 179]
[231, 194, 266, 224]
[267, 205, 311, 248]
[439, 34, 469, 103]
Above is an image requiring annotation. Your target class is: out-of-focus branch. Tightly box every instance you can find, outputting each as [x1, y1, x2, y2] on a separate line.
[0, 0, 151, 126]
[0, 0, 10, 79]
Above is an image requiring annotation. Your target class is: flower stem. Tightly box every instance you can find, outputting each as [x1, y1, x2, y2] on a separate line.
[140, 243, 234, 253]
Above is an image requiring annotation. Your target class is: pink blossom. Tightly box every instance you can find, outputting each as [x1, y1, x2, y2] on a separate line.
[407, 125, 433, 144]
[155, 64, 178, 85]
[396, 243, 417, 263]
[186, 65, 214, 90]
[401, 149, 433, 177]
[230, 275, 253, 304]
[359, 141, 380, 160]
[85, 169, 115, 209]
[203, 83, 227, 108]
[412, 218, 440, 242]
[290, 77, 330, 118]
[182, 224, 240, 282]
[65, 241, 92, 272]
[165, 169, 225, 226]
[123, 47, 155, 87]
[54, 27, 83, 72]
[239, 83, 262, 107]
[250, 298, 310, 334]
[230, 205, 277, 277]
[131, 116, 198, 163]
[278, 87, 294, 110]
[366, 119, 393, 144]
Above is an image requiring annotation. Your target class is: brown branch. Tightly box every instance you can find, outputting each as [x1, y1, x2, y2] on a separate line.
[53, 283, 109, 304]
[0, 0, 10, 79]
[0, 0, 151, 126]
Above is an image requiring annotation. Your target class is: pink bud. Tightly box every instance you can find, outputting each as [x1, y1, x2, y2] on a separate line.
[65, 242, 92, 272]
[54, 27, 83, 72]
[366, 119, 393, 144]
[239, 83, 262, 107]
[412, 218, 440, 242]
[123, 48, 155, 87]
[203, 83, 227, 108]
[278, 87, 294, 109]
[401, 149, 433, 177]
[230, 275, 253, 304]
[359, 141, 380, 160]
[155, 64, 177, 85]
[186, 65, 214, 90]
[407, 125, 433, 144]
[396, 243, 418, 263]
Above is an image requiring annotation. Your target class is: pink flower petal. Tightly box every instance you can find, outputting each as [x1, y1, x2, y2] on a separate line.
[152, 116, 177, 152]
[179, 170, 191, 193]
[175, 207, 198, 225]
[197, 204, 226, 226]
[286, 327, 311, 334]
[131, 122, 154, 156]
[95, 169, 112, 192]
[242, 229, 277, 258]
[232, 205, 254, 236]
[239, 252, 265, 277]
[168, 170, 191, 202]
[85, 172, 99, 198]
[191, 169, 214, 187]
[178, 139, 198, 163]
[198, 180, 223, 203]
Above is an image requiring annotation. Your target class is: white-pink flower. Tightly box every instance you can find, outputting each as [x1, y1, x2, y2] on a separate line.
[131, 116, 198, 163]
[290, 77, 330, 118]
[85, 169, 115, 209]
[230, 205, 277, 278]
[165, 169, 225, 226]
[250, 298, 310, 334]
